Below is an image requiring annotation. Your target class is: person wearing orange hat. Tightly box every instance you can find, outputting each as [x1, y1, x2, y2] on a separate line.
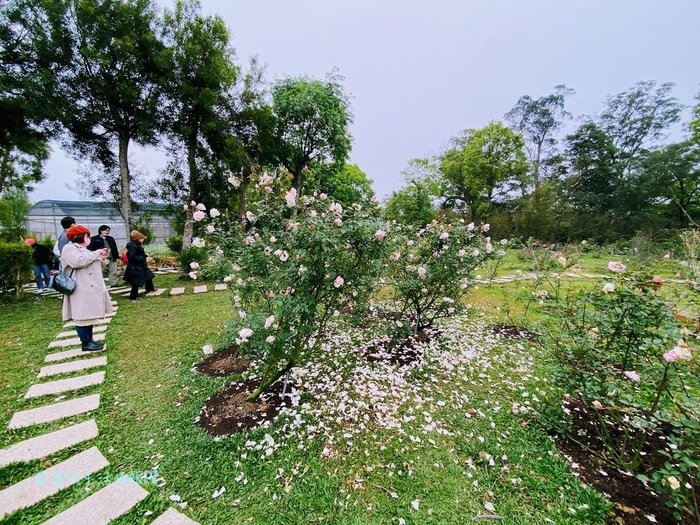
[60, 224, 113, 351]
[123, 229, 155, 300]
[24, 238, 53, 292]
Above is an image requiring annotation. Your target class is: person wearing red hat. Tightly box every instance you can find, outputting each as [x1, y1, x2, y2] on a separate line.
[60, 225, 114, 351]
[24, 238, 53, 292]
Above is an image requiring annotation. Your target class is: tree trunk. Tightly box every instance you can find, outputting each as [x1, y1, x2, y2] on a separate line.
[533, 140, 542, 189]
[182, 131, 199, 250]
[0, 145, 10, 194]
[118, 134, 133, 233]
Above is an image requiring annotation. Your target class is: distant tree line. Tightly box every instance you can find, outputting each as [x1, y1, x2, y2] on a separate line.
[387, 82, 700, 243]
[1, 0, 371, 244]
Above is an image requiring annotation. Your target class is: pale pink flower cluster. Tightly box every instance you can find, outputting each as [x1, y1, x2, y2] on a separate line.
[333, 276, 344, 288]
[607, 261, 626, 273]
[664, 340, 692, 362]
[319, 193, 328, 201]
[285, 188, 297, 208]
[265, 315, 276, 329]
[188, 271, 197, 279]
[245, 211, 256, 223]
[623, 370, 640, 382]
[227, 175, 241, 187]
[195, 203, 206, 211]
[192, 237, 205, 248]
[390, 251, 401, 261]
[457, 250, 467, 258]
[210, 208, 221, 218]
[238, 328, 253, 343]
[244, 235, 256, 246]
[259, 174, 274, 186]
[190, 262, 200, 269]
[417, 267, 427, 278]
[192, 210, 206, 222]
[329, 202, 343, 215]
[206, 225, 215, 233]
[202, 344, 214, 355]
[439, 232, 449, 240]
[374, 230, 387, 241]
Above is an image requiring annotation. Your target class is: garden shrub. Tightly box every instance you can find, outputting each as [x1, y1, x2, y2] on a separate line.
[165, 235, 183, 253]
[0, 242, 32, 295]
[383, 219, 502, 336]
[178, 246, 207, 275]
[197, 175, 387, 400]
[540, 263, 699, 520]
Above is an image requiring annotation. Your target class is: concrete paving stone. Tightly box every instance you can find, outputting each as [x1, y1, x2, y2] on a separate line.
[119, 291, 132, 297]
[108, 287, 130, 293]
[151, 508, 200, 524]
[49, 333, 105, 349]
[193, 285, 207, 294]
[0, 446, 108, 519]
[56, 325, 108, 339]
[170, 287, 185, 295]
[43, 475, 149, 525]
[0, 420, 99, 468]
[25, 372, 105, 399]
[64, 318, 112, 328]
[45, 347, 106, 363]
[37, 357, 107, 379]
[8, 394, 101, 429]
[214, 284, 228, 291]
[147, 288, 166, 296]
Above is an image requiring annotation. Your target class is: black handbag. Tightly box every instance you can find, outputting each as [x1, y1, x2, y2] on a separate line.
[52, 268, 77, 295]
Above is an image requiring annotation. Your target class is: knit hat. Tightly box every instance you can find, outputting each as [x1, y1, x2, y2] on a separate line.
[131, 230, 147, 241]
[66, 224, 90, 241]
[24, 238, 36, 246]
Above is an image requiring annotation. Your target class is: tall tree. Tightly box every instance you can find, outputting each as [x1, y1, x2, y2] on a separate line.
[598, 81, 682, 166]
[272, 73, 352, 198]
[305, 163, 374, 208]
[39, 0, 168, 232]
[639, 141, 700, 226]
[160, 0, 237, 247]
[384, 182, 435, 227]
[0, 0, 62, 193]
[505, 85, 574, 189]
[440, 122, 527, 221]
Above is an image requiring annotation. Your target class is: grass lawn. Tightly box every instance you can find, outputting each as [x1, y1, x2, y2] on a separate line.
[2, 251, 696, 524]
[0, 276, 614, 524]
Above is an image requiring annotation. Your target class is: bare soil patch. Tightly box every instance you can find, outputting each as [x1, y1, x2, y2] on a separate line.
[362, 328, 440, 367]
[198, 379, 295, 436]
[553, 399, 692, 524]
[193, 345, 250, 377]
[491, 323, 537, 341]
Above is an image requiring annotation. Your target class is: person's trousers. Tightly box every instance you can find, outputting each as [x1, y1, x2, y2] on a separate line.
[74, 325, 94, 343]
[105, 260, 118, 286]
[33, 264, 51, 289]
[130, 279, 154, 299]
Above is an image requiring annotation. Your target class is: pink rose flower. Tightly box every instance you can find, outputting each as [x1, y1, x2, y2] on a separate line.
[192, 210, 206, 222]
[374, 229, 387, 241]
[607, 261, 626, 273]
[195, 203, 206, 211]
[623, 370, 640, 382]
[209, 208, 221, 218]
[333, 276, 344, 288]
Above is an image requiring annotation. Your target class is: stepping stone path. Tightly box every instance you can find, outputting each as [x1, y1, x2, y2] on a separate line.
[43, 476, 148, 525]
[214, 283, 228, 291]
[0, 446, 108, 519]
[151, 507, 200, 524]
[193, 285, 207, 293]
[147, 288, 166, 296]
[4, 285, 202, 524]
[37, 356, 107, 378]
[170, 287, 185, 295]
[25, 371, 106, 399]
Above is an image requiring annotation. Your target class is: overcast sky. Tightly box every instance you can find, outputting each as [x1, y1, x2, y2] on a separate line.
[31, 0, 700, 204]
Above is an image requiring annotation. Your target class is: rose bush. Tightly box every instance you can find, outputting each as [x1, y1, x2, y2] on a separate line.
[196, 174, 388, 400]
[382, 220, 502, 336]
[540, 264, 699, 520]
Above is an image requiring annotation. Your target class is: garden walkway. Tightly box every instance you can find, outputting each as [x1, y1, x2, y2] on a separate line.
[0, 288, 200, 523]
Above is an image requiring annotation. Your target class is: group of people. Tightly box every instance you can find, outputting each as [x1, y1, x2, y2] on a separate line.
[25, 218, 156, 352]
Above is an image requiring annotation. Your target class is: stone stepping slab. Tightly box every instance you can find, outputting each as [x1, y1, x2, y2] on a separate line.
[43, 475, 148, 525]
[0, 420, 99, 468]
[8, 394, 100, 429]
[64, 318, 112, 328]
[45, 347, 106, 363]
[147, 288, 166, 296]
[56, 325, 108, 339]
[25, 371, 105, 399]
[37, 356, 107, 379]
[108, 287, 130, 293]
[49, 333, 105, 349]
[0, 446, 108, 519]
[193, 285, 207, 294]
[151, 508, 200, 524]
[170, 287, 185, 296]
[214, 284, 228, 291]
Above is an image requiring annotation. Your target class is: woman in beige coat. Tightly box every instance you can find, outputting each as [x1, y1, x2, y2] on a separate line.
[60, 225, 114, 351]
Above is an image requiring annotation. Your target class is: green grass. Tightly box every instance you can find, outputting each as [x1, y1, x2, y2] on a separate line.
[3, 249, 693, 523]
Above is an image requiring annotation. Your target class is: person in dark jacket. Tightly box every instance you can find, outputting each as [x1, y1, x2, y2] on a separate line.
[54, 216, 76, 270]
[88, 225, 120, 287]
[24, 238, 53, 292]
[123, 230, 155, 300]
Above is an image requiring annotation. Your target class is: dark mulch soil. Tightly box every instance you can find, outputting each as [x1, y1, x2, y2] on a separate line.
[491, 323, 537, 341]
[553, 399, 689, 524]
[362, 329, 440, 366]
[193, 345, 250, 377]
[197, 379, 295, 437]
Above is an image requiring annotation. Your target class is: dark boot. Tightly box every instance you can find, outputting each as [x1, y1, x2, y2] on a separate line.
[129, 285, 140, 300]
[82, 340, 103, 352]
